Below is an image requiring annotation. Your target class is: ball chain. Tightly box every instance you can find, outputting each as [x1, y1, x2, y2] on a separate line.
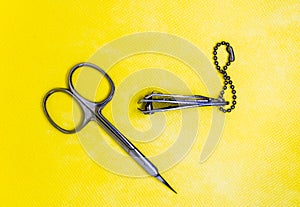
[213, 41, 237, 113]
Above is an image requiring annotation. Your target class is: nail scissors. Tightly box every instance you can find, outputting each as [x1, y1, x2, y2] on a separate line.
[43, 62, 176, 193]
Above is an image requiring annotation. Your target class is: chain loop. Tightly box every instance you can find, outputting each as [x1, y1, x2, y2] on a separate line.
[213, 41, 237, 113]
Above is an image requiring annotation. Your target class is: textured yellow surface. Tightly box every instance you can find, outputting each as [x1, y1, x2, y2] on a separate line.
[1, 1, 300, 206]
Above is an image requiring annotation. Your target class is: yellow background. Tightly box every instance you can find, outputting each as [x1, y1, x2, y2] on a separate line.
[1, 0, 300, 206]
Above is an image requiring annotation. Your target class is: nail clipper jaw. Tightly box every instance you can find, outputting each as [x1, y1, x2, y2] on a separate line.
[144, 102, 154, 114]
[138, 94, 155, 114]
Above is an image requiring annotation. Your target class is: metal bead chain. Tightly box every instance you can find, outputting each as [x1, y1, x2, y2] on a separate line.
[213, 41, 237, 113]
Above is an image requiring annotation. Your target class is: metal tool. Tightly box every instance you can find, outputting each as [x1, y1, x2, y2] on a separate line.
[138, 92, 229, 114]
[139, 41, 236, 115]
[43, 62, 176, 193]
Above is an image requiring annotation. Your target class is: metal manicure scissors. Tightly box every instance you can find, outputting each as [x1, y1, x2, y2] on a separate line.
[139, 92, 228, 114]
[43, 62, 176, 193]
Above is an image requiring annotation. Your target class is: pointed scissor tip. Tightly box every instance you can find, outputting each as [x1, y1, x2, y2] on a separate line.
[155, 174, 177, 194]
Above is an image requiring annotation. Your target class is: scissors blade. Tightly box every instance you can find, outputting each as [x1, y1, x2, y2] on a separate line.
[155, 174, 177, 194]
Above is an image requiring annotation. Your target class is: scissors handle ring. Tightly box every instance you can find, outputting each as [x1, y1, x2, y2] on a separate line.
[43, 88, 85, 134]
[68, 62, 115, 108]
